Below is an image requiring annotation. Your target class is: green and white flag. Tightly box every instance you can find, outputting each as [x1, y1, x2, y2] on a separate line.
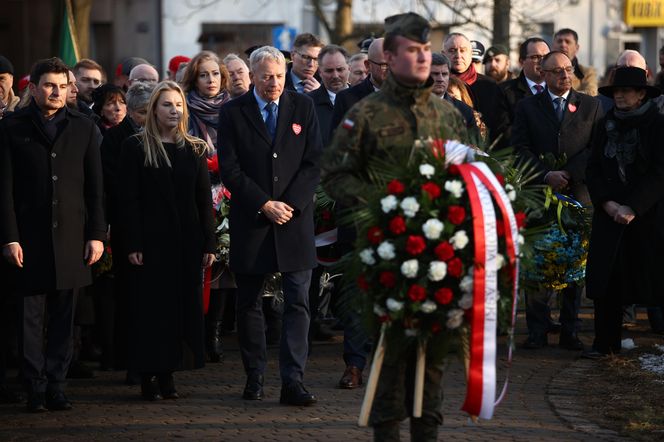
[59, 0, 80, 66]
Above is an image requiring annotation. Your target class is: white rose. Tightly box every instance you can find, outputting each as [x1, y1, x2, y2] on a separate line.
[428, 261, 448, 282]
[495, 254, 505, 269]
[505, 183, 516, 202]
[386, 298, 404, 312]
[420, 300, 437, 314]
[400, 197, 420, 218]
[422, 218, 444, 240]
[458, 292, 473, 310]
[376, 241, 396, 260]
[446, 309, 465, 329]
[419, 163, 435, 179]
[517, 234, 525, 246]
[450, 230, 469, 250]
[373, 304, 387, 316]
[400, 259, 419, 278]
[359, 248, 376, 265]
[404, 328, 419, 337]
[459, 274, 474, 294]
[445, 180, 464, 198]
[381, 195, 399, 213]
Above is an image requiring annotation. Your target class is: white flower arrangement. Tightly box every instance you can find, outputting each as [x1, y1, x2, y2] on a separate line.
[400, 197, 420, 218]
[400, 259, 419, 278]
[458, 292, 473, 310]
[359, 248, 376, 265]
[373, 304, 387, 316]
[404, 328, 419, 337]
[381, 195, 399, 213]
[495, 253, 505, 269]
[505, 183, 516, 202]
[386, 298, 404, 312]
[420, 300, 438, 314]
[422, 218, 444, 240]
[376, 241, 396, 260]
[446, 309, 465, 329]
[459, 274, 474, 294]
[450, 230, 469, 250]
[419, 163, 435, 179]
[444, 180, 464, 198]
[427, 261, 448, 282]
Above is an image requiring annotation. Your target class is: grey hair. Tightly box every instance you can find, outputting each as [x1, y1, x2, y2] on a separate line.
[249, 46, 285, 72]
[443, 32, 470, 49]
[126, 82, 155, 111]
[223, 53, 248, 69]
[349, 53, 368, 64]
[432, 53, 451, 68]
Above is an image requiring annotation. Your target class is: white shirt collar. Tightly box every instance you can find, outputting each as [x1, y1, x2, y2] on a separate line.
[253, 88, 280, 115]
[547, 88, 571, 102]
[525, 77, 545, 94]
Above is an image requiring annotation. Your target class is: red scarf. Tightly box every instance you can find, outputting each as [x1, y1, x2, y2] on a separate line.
[455, 63, 478, 86]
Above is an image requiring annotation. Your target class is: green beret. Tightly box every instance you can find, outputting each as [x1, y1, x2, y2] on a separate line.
[384, 12, 430, 44]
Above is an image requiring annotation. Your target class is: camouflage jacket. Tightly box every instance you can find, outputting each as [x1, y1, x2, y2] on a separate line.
[322, 73, 468, 207]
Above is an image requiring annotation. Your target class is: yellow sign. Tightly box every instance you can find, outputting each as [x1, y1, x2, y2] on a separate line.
[625, 0, 664, 27]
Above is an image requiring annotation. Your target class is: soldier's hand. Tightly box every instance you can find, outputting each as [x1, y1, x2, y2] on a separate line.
[261, 200, 294, 225]
[544, 170, 570, 192]
[2, 243, 23, 268]
[128, 252, 144, 266]
[301, 77, 321, 93]
[84, 240, 104, 266]
[613, 205, 635, 225]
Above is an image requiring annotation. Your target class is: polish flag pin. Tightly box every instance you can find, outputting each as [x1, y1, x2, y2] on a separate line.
[292, 123, 302, 135]
[568, 103, 577, 113]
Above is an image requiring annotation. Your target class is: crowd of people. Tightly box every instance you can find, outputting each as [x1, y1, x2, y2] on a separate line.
[2, 10, 664, 442]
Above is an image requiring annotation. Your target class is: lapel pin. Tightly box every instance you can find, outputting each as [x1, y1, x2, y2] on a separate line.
[568, 103, 577, 113]
[292, 123, 302, 135]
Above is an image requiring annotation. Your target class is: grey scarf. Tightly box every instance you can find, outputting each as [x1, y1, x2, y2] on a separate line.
[605, 101, 652, 183]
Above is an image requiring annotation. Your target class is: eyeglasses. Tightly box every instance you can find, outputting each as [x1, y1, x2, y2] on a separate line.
[368, 59, 389, 71]
[543, 66, 574, 75]
[295, 51, 318, 64]
[131, 78, 159, 84]
[525, 54, 544, 62]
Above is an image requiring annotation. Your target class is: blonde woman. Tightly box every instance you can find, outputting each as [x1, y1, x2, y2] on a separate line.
[119, 81, 216, 401]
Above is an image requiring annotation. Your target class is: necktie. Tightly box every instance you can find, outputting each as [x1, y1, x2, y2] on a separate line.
[534, 84, 544, 94]
[264, 102, 277, 140]
[553, 97, 565, 122]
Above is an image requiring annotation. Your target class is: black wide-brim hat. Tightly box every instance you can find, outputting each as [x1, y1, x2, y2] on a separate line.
[598, 66, 661, 99]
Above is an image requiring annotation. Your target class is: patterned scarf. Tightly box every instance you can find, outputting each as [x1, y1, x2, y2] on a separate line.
[605, 100, 653, 183]
[187, 89, 229, 156]
[454, 62, 478, 86]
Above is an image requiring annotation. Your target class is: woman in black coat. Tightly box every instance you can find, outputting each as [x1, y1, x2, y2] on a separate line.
[585, 66, 664, 357]
[119, 81, 216, 400]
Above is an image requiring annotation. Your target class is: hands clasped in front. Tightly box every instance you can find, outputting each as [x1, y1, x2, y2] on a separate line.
[128, 251, 216, 268]
[262, 200, 294, 225]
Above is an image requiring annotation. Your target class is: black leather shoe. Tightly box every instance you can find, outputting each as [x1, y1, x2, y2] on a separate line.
[559, 333, 584, 351]
[45, 391, 72, 411]
[242, 374, 264, 400]
[26, 392, 47, 413]
[158, 373, 179, 399]
[522, 333, 547, 349]
[338, 366, 363, 389]
[280, 381, 317, 406]
[140, 375, 163, 401]
[581, 349, 610, 360]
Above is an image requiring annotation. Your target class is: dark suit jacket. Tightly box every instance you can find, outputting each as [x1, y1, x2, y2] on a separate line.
[307, 84, 335, 147]
[466, 73, 510, 148]
[0, 104, 106, 292]
[330, 75, 375, 133]
[218, 88, 322, 274]
[511, 88, 603, 203]
[444, 93, 476, 130]
[501, 71, 535, 124]
[285, 62, 322, 93]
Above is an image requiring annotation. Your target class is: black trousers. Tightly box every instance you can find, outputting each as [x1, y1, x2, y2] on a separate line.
[235, 270, 311, 385]
[17, 289, 76, 393]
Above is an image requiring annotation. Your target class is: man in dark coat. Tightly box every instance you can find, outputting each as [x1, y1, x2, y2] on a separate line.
[430, 52, 476, 131]
[307, 45, 350, 147]
[330, 37, 387, 132]
[444, 32, 510, 148]
[0, 57, 105, 412]
[511, 51, 603, 351]
[501, 37, 550, 124]
[285, 33, 324, 94]
[218, 46, 322, 406]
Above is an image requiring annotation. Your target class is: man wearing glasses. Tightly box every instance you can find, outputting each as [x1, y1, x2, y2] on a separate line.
[286, 33, 324, 94]
[127, 64, 159, 87]
[501, 37, 550, 124]
[511, 50, 602, 352]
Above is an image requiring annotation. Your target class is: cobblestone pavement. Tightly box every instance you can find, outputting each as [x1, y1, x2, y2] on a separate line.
[0, 309, 631, 441]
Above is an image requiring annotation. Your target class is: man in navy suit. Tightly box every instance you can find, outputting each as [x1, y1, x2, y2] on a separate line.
[218, 46, 322, 406]
[512, 50, 603, 351]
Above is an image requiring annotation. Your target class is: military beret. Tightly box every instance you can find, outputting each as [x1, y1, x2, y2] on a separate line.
[483, 45, 509, 64]
[384, 12, 430, 44]
[470, 40, 485, 62]
[0, 55, 14, 75]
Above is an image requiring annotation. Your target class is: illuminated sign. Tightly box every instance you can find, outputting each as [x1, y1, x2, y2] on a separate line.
[625, 0, 664, 27]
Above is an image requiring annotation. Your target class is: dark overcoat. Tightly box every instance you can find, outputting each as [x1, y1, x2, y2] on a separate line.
[585, 103, 664, 304]
[511, 88, 603, 204]
[307, 84, 334, 147]
[0, 105, 105, 292]
[500, 71, 534, 124]
[466, 73, 510, 148]
[118, 136, 216, 372]
[217, 88, 322, 275]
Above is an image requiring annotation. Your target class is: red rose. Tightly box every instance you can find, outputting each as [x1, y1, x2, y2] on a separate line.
[207, 155, 219, 174]
[447, 164, 460, 175]
[389, 216, 407, 235]
[379, 271, 397, 288]
[434, 287, 453, 305]
[515, 212, 527, 228]
[367, 226, 384, 245]
[495, 173, 505, 186]
[447, 205, 466, 225]
[357, 274, 369, 292]
[431, 139, 445, 158]
[431, 322, 442, 334]
[321, 209, 332, 221]
[496, 223, 505, 237]
[447, 257, 463, 278]
[407, 284, 427, 302]
[387, 179, 405, 195]
[405, 235, 427, 256]
[421, 182, 441, 200]
[378, 314, 390, 323]
[434, 242, 455, 261]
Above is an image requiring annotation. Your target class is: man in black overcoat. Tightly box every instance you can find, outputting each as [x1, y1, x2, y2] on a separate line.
[511, 51, 603, 351]
[0, 58, 105, 412]
[218, 46, 322, 406]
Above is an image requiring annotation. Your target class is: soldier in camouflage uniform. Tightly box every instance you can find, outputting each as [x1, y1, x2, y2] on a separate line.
[322, 12, 467, 442]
